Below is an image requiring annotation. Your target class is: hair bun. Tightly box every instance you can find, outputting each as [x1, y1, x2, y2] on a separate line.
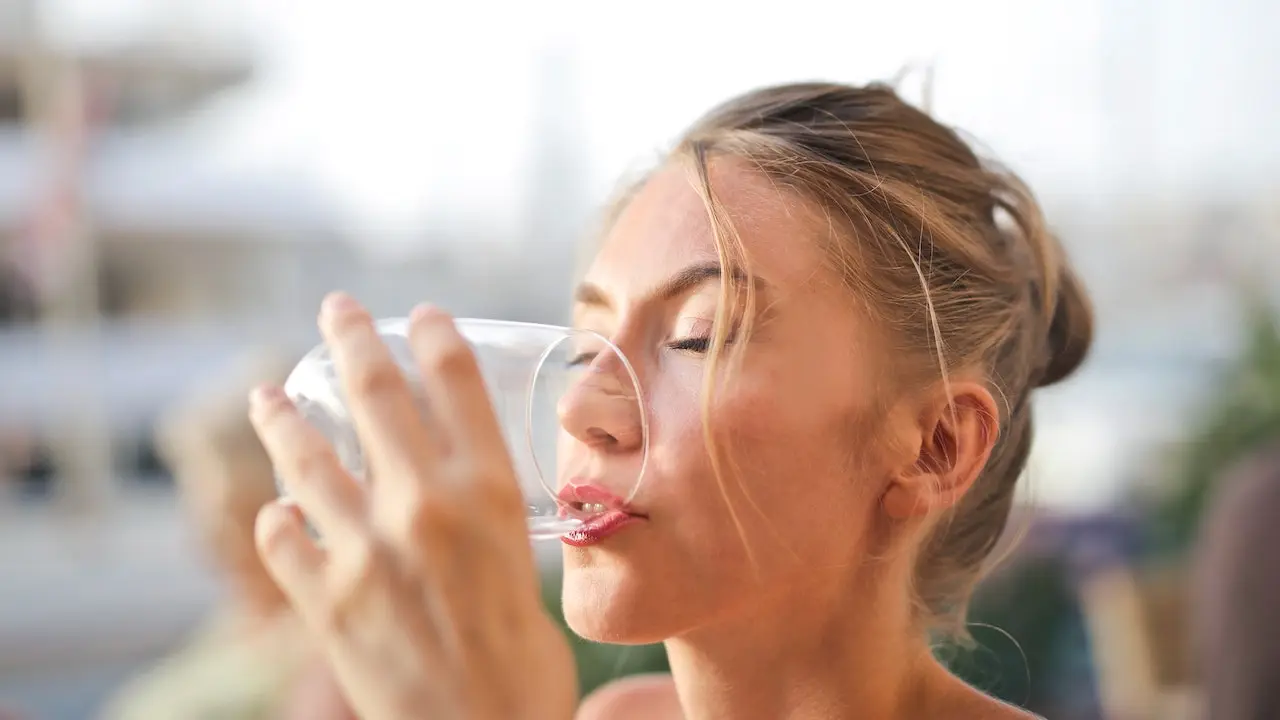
[1038, 264, 1094, 388]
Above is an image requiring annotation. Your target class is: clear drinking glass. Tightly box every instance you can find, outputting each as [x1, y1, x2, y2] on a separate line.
[277, 318, 649, 540]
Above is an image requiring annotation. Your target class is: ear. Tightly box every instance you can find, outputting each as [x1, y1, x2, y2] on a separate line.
[881, 380, 1000, 520]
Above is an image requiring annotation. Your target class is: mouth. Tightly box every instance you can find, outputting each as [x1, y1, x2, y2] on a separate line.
[557, 481, 647, 546]
[556, 481, 647, 519]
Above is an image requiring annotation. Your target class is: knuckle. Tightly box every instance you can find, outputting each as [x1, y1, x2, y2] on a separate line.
[454, 457, 521, 507]
[288, 447, 336, 482]
[324, 539, 384, 624]
[401, 493, 467, 544]
[423, 337, 479, 379]
[340, 537, 381, 585]
[326, 303, 373, 338]
[350, 360, 406, 398]
[253, 393, 296, 430]
[255, 507, 298, 558]
[315, 594, 351, 636]
[470, 471, 523, 514]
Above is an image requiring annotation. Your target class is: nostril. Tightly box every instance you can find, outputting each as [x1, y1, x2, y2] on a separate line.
[584, 427, 618, 447]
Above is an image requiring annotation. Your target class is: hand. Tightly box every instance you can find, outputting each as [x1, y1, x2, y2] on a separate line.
[249, 294, 578, 720]
[279, 655, 359, 720]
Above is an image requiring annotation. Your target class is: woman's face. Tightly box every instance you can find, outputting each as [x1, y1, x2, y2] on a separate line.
[559, 159, 907, 642]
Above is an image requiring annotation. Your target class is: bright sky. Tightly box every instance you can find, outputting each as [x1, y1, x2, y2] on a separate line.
[38, 0, 1121, 241]
[40, 0, 1280, 246]
[230, 0, 1109, 239]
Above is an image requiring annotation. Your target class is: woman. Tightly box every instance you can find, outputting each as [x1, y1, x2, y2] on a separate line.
[248, 81, 1092, 719]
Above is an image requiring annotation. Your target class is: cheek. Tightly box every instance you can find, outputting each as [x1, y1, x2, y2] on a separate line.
[644, 357, 876, 521]
[643, 361, 714, 487]
[706, 373, 882, 558]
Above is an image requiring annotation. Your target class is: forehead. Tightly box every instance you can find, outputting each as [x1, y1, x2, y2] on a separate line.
[586, 158, 830, 295]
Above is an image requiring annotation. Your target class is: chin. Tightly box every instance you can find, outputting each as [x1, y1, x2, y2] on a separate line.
[561, 562, 679, 645]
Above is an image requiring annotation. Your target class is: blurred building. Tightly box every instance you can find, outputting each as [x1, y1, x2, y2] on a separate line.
[0, 0, 353, 322]
[0, 6, 593, 510]
[0, 0, 349, 503]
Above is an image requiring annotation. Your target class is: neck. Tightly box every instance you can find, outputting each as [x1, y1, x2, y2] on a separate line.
[663, 568, 936, 720]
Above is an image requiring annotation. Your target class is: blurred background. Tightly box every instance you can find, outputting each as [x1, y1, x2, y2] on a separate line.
[0, 0, 1277, 718]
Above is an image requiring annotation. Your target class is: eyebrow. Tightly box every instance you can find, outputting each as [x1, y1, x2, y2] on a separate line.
[573, 262, 755, 310]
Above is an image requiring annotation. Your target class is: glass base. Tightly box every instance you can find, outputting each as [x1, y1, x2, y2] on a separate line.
[528, 515, 582, 540]
[290, 498, 579, 542]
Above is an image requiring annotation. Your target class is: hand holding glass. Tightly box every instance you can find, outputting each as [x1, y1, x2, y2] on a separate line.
[277, 318, 649, 540]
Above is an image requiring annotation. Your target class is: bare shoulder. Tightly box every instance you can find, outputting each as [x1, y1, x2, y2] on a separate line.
[944, 684, 1043, 720]
[926, 669, 1042, 720]
[575, 670, 1037, 720]
[973, 700, 1042, 720]
[576, 673, 683, 720]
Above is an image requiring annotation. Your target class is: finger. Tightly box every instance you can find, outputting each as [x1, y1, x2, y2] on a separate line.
[318, 293, 438, 486]
[407, 305, 509, 468]
[250, 384, 367, 541]
[255, 500, 326, 612]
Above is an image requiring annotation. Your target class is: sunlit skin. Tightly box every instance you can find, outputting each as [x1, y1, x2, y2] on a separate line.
[561, 159, 1023, 719]
[247, 159, 1027, 720]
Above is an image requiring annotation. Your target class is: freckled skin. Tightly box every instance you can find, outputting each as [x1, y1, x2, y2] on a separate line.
[560, 160, 1033, 720]
[560, 160, 889, 643]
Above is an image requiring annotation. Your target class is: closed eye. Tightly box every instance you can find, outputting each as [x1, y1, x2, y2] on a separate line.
[666, 336, 712, 354]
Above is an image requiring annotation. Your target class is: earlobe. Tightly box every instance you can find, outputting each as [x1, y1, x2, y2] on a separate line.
[880, 463, 962, 521]
[881, 480, 932, 520]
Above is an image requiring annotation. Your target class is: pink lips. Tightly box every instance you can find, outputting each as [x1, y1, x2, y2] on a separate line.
[557, 482, 645, 546]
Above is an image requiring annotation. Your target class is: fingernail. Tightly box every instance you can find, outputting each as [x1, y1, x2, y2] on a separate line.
[249, 384, 287, 408]
[322, 292, 359, 317]
[410, 303, 438, 323]
[413, 305, 456, 328]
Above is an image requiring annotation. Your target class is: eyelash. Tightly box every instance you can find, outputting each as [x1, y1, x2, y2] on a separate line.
[668, 336, 712, 354]
[565, 335, 717, 367]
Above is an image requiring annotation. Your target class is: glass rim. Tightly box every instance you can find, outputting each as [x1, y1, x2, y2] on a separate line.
[369, 315, 651, 509]
[525, 326, 650, 508]
[373, 316, 580, 336]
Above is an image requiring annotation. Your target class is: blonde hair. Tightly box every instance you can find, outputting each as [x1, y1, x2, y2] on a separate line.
[608, 82, 1093, 634]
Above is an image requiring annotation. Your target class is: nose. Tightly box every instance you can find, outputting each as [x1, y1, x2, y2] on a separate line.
[556, 349, 645, 453]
